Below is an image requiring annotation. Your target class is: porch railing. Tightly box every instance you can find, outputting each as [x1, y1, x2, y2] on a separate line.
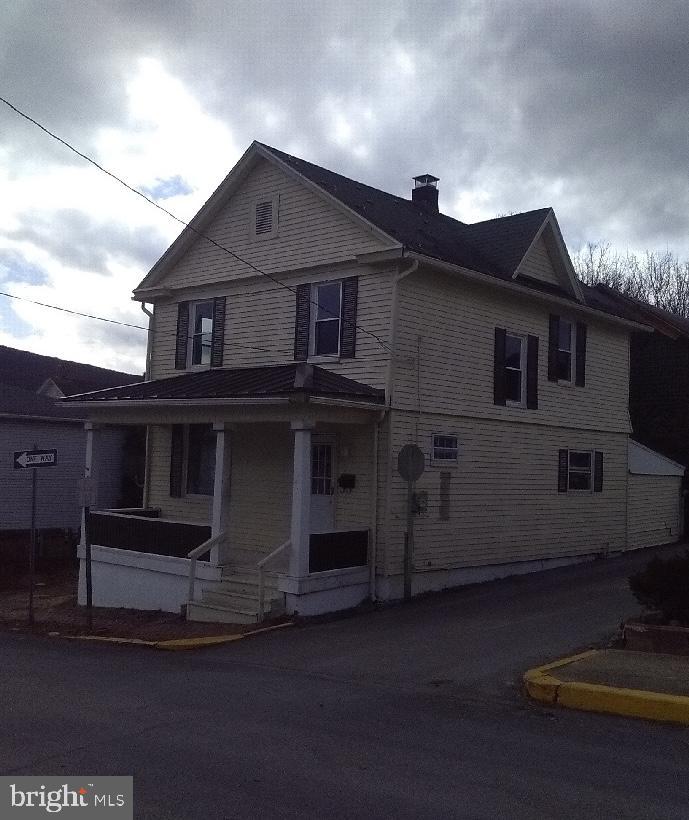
[256, 540, 290, 621]
[187, 531, 226, 604]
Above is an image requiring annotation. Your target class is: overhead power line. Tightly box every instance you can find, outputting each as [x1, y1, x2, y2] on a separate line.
[0, 94, 391, 353]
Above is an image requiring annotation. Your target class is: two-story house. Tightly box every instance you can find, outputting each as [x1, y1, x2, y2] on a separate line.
[63, 141, 682, 623]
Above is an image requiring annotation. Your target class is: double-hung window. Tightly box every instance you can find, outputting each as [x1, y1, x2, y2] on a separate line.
[558, 449, 604, 493]
[432, 434, 459, 465]
[557, 319, 574, 382]
[505, 333, 526, 404]
[311, 281, 342, 357]
[190, 301, 214, 366]
[494, 328, 538, 409]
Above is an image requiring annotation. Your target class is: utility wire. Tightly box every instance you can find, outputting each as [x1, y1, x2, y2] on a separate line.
[0, 94, 391, 353]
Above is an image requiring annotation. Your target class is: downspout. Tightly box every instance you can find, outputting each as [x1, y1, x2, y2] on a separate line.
[141, 303, 154, 509]
[369, 414, 381, 600]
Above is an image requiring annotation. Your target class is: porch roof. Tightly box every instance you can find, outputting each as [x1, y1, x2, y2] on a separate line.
[60, 363, 385, 407]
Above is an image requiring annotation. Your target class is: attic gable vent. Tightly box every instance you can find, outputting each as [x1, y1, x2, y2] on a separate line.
[255, 200, 273, 234]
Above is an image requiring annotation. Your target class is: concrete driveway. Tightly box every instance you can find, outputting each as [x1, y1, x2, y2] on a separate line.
[1, 544, 688, 819]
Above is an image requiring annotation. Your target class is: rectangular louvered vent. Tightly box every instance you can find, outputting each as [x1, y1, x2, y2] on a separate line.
[255, 200, 273, 234]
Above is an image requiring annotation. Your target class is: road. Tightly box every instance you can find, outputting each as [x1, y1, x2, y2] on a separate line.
[1, 545, 688, 819]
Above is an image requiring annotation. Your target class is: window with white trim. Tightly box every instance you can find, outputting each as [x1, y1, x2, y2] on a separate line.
[557, 319, 574, 382]
[311, 280, 342, 357]
[432, 434, 458, 464]
[505, 333, 526, 404]
[189, 301, 214, 366]
[568, 450, 592, 490]
[185, 424, 216, 495]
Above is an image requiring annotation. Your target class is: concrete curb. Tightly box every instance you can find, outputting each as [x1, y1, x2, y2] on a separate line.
[58, 621, 294, 650]
[524, 650, 689, 726]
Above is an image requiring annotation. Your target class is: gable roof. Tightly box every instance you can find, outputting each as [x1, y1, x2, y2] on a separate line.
[134, 140, 582, 303]
[61, 364, 384, 406]
[588, 285, 689, 339]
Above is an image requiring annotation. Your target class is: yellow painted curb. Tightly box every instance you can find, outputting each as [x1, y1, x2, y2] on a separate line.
[55, 621, 294, 650]
[524, 650, 689, 726]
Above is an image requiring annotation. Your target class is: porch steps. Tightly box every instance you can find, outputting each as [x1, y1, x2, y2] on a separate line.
[186, 566, 285, 625]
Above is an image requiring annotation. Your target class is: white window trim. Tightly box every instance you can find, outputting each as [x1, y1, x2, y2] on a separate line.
[250, 194, 280, 240]
[505, 331, 527, 408]
[567, 448, 594, 493]
[557, 320, 576, 385]
[183, 424, 216, 497]
[187, 299, 214, 370]
[431, 433, 459, 467]
[309, 280, 343, 360]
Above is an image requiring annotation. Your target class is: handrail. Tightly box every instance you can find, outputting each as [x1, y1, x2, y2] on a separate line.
[257, 539, 290, 622]
[187, 531, 226, 605]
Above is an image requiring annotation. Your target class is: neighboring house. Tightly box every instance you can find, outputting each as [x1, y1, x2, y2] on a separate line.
[0, 345, 143, 558]
[63, 141, 680, 622]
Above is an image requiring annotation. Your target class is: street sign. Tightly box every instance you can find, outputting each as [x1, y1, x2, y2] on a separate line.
[14, 449, 58, 469]
[397, 443, 425, 482]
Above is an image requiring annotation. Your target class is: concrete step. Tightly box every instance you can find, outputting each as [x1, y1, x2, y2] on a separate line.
[186, 600, 260, 625]
[216, 577, 278, 597]
[202, 588, 283, 613]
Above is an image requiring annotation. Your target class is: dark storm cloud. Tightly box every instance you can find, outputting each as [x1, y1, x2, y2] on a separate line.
[9, 209, 168, 273]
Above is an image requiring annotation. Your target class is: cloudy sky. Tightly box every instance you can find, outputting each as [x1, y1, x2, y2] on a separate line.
[1, 0, 687, 373]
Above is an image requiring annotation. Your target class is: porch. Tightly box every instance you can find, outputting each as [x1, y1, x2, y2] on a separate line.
[66, 364, 385, 622]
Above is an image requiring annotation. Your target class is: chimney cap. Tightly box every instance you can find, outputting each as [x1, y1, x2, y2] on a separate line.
[413, 174, 439, 188]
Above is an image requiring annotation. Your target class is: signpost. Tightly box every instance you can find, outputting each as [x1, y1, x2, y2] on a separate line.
[14, 447, 58, 625]
[397, 444, 425, 601]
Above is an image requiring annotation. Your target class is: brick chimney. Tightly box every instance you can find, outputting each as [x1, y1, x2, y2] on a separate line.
[412, 174, 439, 214]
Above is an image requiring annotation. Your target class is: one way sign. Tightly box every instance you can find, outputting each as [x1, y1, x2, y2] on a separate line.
[14, 449, 58, 469]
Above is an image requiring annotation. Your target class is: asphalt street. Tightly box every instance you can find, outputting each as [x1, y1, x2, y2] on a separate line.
[2, 545, 688, 819]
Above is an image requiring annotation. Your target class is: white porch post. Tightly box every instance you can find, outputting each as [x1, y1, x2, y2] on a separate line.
[289, 420, 314, 578]
[211, 422, 232, 564]
[80, 422, 98, 546]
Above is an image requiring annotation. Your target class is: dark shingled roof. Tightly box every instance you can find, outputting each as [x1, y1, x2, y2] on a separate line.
[586, 285, 689, 338]
[0, 382, 86, 420]
[61, 364, 385, 405]
[260, 143, 551, 281]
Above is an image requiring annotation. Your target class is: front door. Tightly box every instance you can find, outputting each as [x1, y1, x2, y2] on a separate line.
[310, 437, 335, 533]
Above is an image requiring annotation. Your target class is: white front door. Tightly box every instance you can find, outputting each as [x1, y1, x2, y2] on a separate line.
[310, 437, 335, 533]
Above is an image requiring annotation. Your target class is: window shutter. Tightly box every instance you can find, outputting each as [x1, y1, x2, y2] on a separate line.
[575, 322, 587, 387]
[170, 425, 185, 498]
[175, 302, 190, 370]
[210, 297, 226, 368]
[558, 449, 569, 493]
[340, 276, 358, 359]
[594, 451, 604, 492]
[294, 283, 311, 361]
[526, 335, 539, 410]
[493, 327, 507, 406]
[548, 314, 560, 381]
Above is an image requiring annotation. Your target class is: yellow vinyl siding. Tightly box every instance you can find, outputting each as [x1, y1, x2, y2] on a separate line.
[150, 267, 393, 389]
[518, 234, 562, 287]
[383, 411, 628, 575]
[160, 158, 386, 290]
[627, 474, 682, 549]
[394, 269, 630, 433]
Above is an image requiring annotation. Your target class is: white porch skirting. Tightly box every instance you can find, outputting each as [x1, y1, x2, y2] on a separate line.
[279, 566, 370, 616]
[77, 544, 222, 613]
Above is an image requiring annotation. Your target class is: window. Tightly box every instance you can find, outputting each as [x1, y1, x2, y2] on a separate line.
[432, 435, 458, 464]
[505, 333, 526, 404]
[311, 281, 342, 357]
[251, 195, 279, 239]
[189, 301, 213, 366]
[186, 425, 216, 495]
[568, 450, 592, 490]
[557, 319, 574, 381]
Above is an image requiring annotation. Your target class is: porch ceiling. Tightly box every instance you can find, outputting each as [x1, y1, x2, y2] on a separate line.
[61, 363, 385, 409]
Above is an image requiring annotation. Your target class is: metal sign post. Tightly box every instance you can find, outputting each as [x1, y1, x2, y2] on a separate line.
[14, 447, 58, 625]
[397, 444, 425, 601]
[80, 475, 94, 633]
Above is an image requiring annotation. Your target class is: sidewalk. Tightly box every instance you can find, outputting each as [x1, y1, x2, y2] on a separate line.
[525, 649, 689, 725]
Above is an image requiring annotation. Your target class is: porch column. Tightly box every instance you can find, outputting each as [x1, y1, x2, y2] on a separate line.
[80, 422, 99, 546]
[289, 420, 314, 578]
[211, 422, 232, 564]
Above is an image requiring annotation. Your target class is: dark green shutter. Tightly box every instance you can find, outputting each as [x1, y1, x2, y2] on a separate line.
[594, 451, 604, 492]
[558, 449, 569, 493]
[175, 302, 189, 370]
[575, 322, 587, 387]
[526, 335, 539, 409]
[294, 283, 311, 361]
[548, 315, 560, 381]
[494, 327, 506, 406]
[340, 277, 358, 359]
[210, 297, 226, 368]
[170, 425, 185, 498]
